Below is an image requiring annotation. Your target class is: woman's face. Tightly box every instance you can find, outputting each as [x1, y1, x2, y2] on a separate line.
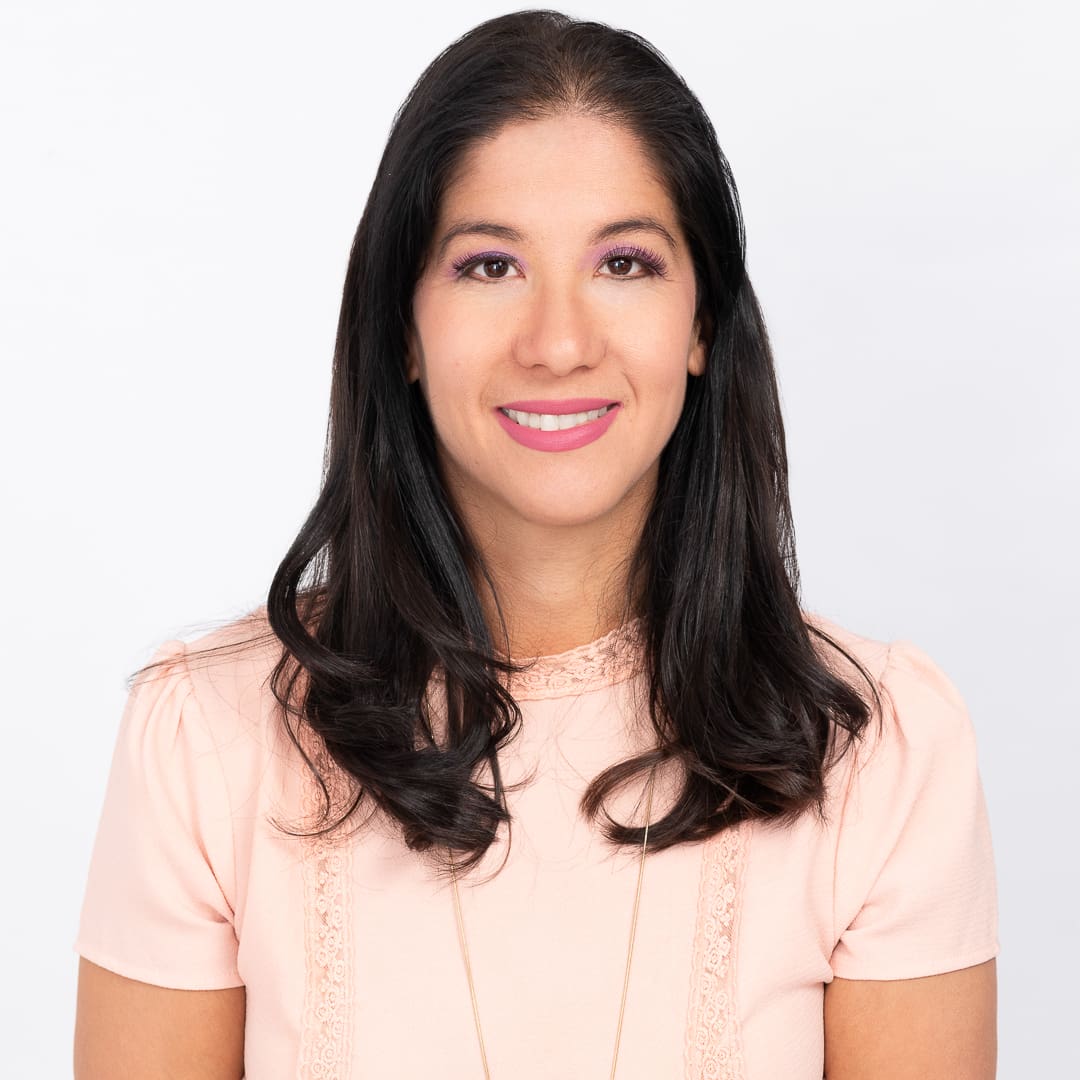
[408, 113, 705, 539]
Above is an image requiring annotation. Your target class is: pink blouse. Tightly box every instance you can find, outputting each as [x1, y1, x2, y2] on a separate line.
[74, 610, 998, 1077]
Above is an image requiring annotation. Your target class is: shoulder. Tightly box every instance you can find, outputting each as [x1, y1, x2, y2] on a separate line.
[77, 612, 285, 990]
[174, 605, 285, 704]
[130, 605, 294, 765]
[802, 610, 978, 757]
[806, 617, 999, 980]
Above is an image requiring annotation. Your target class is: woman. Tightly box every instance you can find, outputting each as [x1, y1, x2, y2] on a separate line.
[73, 10, 998, 1078]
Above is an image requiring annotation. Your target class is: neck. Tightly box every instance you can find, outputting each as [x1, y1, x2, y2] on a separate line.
[456, 485, 652, 660]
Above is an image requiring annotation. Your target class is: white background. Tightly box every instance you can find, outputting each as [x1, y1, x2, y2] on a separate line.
[2, 0, 1076, 1073]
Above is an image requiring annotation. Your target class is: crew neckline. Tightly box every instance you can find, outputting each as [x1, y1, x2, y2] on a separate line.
[505, 616, 646, 701]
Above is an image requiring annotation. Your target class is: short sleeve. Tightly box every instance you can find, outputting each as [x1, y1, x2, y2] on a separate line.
[829, 639, 999, 981]
[74, 640, 243, 989]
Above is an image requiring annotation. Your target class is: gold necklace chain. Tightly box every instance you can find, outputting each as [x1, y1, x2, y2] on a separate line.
[448, 767, 657, 1079]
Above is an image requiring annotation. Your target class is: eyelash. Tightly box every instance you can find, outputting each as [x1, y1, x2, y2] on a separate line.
[450, 245, 669, 280]
[603, 245, 668, 278]
[451, 250, 517, 279]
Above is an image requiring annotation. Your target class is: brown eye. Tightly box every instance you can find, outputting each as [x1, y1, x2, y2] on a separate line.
[453, 253, 521, 281]
[607, 256, 635, 276]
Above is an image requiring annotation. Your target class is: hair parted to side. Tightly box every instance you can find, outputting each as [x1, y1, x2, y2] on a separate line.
[163, 9, 879, 876]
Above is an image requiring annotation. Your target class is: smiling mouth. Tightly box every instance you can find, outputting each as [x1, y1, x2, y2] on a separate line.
[499, 404, 616, 431]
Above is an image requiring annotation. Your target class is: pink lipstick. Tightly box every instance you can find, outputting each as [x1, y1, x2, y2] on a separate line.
[494, 398, 620, 453]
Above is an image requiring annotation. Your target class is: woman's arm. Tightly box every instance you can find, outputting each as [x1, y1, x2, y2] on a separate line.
[74, 958, 246, 1080]
[823, 959, 997, 1079]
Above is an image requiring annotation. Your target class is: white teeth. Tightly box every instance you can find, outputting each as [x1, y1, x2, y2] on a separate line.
[502, 405, 614, 430]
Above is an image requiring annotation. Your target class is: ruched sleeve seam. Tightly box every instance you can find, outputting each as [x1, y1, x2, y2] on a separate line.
[830, 638, 900, 952]
[175, 643, 240, 922]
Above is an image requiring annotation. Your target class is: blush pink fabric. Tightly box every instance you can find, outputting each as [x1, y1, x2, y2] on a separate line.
[75, 610, 998, 1078]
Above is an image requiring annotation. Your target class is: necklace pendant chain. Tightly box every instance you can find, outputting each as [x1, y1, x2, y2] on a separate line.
[448, 766, 657, 1080]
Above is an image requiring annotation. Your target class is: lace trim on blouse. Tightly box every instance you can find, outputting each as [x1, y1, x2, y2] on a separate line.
[505, 616, 645, 700]
[298, 728, 356, 1079]
[684, 822, 750, 1079]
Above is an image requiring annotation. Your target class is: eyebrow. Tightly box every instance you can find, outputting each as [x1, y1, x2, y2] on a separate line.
[435, 216, 679, 259]
[588, 217, 679, 251]
[437, 221, 525, 259]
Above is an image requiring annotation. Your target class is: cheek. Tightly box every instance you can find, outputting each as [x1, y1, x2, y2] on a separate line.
[411, 342, 491, 461]
[421, 354, 480, 429]
[412, 286, 501, 380]
[620, 307, 697, 393]
[411, 310, 474, 409]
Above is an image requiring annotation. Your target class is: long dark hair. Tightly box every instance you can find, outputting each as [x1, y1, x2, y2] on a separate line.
[181, 10, 878, 875]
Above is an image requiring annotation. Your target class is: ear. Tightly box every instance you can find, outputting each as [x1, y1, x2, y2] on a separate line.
[687, 324, 707, 377]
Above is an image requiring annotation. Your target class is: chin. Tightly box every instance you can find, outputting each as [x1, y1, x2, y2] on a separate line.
[496, 482, 649, 532]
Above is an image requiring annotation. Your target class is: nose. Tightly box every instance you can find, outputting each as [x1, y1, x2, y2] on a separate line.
[512, 277, 602, 376]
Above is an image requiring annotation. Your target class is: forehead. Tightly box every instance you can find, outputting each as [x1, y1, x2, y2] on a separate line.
[436, 113, 678, 231]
